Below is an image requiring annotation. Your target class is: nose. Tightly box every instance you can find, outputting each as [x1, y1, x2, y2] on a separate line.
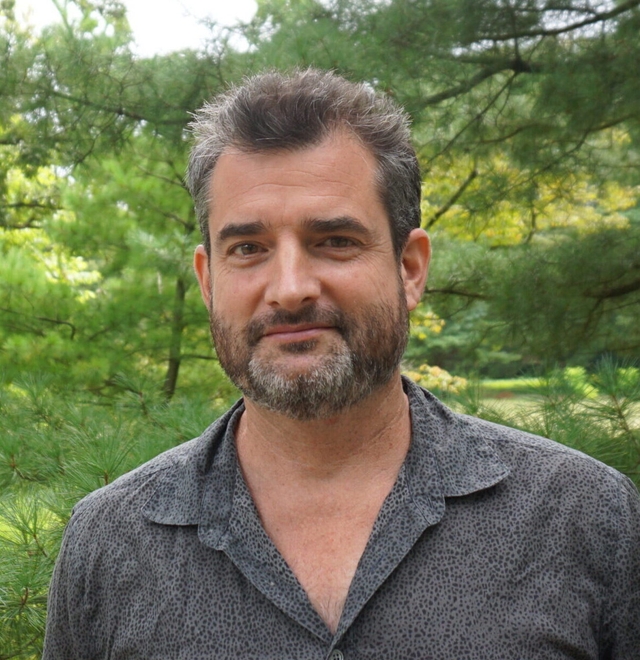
[264, 240, 321, 311]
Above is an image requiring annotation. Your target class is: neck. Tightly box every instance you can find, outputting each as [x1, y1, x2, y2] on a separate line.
[235, 374, 412, 634]
[235, 374, 411, 485]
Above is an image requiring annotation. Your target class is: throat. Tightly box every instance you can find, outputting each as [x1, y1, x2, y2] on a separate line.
[234, 380, 412, 631]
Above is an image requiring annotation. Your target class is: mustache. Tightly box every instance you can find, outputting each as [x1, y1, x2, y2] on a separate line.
[246, 305, 347, 346]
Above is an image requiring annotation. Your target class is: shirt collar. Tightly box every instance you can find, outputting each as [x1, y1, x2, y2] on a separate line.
[142, 377, 510, 529]
[141, 400, 242, 527]
[403, 377, 510, 499]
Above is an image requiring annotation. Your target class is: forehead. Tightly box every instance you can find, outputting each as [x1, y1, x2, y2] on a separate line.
[207, 132, 389, 235]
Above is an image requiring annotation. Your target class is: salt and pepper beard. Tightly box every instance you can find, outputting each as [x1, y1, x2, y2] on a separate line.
[208, 281, 409, 421]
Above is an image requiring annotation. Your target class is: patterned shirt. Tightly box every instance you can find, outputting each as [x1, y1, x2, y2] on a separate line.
[43, 378, 640, 659]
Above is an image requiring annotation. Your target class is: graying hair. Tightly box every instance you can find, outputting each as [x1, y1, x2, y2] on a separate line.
[186, 69, 421, 259]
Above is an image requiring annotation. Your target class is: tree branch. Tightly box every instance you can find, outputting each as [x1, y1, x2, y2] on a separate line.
[485, 0, 640, 42]
[46, 89, 185, 125]
[35, 316, 77, 340]
[422, 58, 541, 106]
[0, 307, 76, 339]
[426, 167, 478, 229]
[135, 165, 188, 190]
[424, 287, 487, 300]
[586, 278, 640, 300]
[0, 219, 40, 229]
[0, 202, 61, 211]
[424, 72, 518, 167]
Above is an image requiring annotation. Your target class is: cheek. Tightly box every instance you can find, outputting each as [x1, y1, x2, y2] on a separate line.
[211, 271, 263, 317]
[335, 264, 402, 302]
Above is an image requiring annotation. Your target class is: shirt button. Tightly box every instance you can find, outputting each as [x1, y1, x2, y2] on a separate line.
[329, 651, 344, 660]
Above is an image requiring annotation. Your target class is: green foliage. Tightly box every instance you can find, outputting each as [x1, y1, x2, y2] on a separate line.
[1, 3, 640, 652]
[242, 0, 640, 374]
[0, 5, 246, 400]
[419, 213, 640, 371]
[0, 377, 236, 658]
[2, 0, 639, 391]
[0, 0, 264, 402]
[451, 362, 640, 488]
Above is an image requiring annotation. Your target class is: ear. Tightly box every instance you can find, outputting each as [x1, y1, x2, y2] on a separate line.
[193, 244, 212, 307]
[400, 228, 430, 311]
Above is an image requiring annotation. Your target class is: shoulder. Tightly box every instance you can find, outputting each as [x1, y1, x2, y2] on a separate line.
[44, 403, 242, 658]
[67, 436, 194, 535]
[414, 377, 629, 484]
[68, 402, 240, 532]
[415, 388, 640, 654]
[443, 404, 640, 547]
[411, 381, 638, 508]
[416, 384, 640, 565]
[456, 409, 634, 493]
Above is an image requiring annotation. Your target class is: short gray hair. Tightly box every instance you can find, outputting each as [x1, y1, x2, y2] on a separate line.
[186, 69, 421, 259]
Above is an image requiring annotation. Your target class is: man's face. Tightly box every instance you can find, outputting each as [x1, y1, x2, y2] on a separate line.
[194, 132, 429, 419]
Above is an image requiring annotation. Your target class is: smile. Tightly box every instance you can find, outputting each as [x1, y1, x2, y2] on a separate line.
[262, 324, 335, 342]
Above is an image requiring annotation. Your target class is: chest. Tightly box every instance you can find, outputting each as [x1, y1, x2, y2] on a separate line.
[94, 514, 603, 660]
[260, 503, 381, 633]
[240, 456, 402, 632]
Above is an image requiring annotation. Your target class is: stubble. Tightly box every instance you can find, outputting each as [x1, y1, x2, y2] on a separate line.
[209, 287, 409, 420]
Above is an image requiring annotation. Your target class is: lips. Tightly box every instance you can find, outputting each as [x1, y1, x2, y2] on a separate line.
[246, 307, 345, 346]
[263, 323, 333, 338]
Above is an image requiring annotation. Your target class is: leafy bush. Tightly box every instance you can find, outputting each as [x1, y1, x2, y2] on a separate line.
[451, 362, 640, 488]
[1, 362, 638, 656]
[0, 377, 233, 658]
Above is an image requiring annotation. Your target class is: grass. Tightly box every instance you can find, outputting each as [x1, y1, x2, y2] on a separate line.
[480, 378, 546, 397]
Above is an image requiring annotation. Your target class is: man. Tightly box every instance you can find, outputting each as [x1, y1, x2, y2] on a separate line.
[44, 70, 639, 659]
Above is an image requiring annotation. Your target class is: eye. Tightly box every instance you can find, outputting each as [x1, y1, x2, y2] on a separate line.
[230, 243, 264, 257]
[321, 236, 357, 248]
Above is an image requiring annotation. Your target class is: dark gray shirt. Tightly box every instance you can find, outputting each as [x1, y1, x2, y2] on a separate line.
[44, 379, 640, 659]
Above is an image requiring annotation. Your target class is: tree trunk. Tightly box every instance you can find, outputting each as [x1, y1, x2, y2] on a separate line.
[162, 275, 187, 401]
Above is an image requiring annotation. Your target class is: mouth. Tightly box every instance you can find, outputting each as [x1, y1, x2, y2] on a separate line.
[262, 323, 335, 342]
[246, 306, 346, 347]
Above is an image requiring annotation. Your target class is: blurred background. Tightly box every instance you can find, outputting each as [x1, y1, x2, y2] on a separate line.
[1, 1, 639, 655]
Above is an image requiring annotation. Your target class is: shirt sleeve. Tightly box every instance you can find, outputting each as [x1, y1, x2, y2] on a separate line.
[42, 515, 85, 660]
[604, 474, 640, 659]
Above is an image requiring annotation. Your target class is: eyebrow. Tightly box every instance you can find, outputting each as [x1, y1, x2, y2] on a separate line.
[304, 216, 373, 239]
[215, 216, 373, 245]
[216, 221, 266, 244]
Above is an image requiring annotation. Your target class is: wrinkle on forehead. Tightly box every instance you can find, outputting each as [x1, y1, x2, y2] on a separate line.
[206, 131, 380, 216]
[207, 133, 386, 234]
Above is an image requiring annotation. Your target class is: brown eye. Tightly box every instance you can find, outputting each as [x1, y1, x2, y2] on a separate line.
[323, 237, 356, 248]
[231, 243, 262, 256]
